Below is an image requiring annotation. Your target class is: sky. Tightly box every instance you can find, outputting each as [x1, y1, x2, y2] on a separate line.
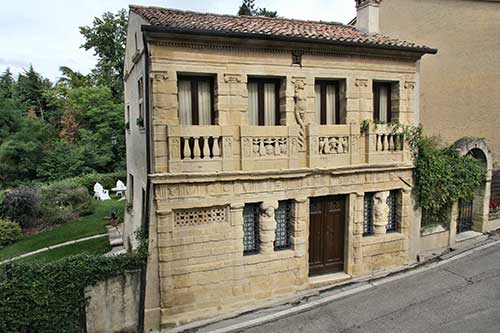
[0, 1, 356, 82]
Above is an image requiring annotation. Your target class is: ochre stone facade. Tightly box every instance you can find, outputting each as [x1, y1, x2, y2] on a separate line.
[123, 8, 434, 331]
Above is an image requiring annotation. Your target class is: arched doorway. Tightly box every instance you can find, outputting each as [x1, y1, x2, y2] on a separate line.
[454, 139, 493, 234]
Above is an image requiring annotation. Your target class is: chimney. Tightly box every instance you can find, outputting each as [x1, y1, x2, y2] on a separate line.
[355, 0, 381, 34]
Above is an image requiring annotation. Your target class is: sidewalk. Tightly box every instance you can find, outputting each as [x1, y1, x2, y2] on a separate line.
[165, 231, 500, 333]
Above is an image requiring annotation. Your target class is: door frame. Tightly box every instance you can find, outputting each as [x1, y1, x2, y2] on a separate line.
[307, 194, 348, 276]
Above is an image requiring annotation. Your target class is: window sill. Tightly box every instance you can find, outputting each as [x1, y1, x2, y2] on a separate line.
[361, 232, 405, 246]
[420, 224, 447, 236]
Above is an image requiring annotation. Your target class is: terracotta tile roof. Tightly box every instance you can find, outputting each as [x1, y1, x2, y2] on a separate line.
[130, 5, 436, 54]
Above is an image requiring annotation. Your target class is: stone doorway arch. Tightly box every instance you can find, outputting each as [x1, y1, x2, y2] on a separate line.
[453, 138, 493, 233]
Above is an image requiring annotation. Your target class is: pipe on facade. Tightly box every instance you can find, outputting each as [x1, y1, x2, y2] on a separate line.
[137, 30, 152, 333]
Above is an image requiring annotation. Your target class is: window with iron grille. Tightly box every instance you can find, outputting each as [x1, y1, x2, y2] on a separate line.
[386, 190, 399, 232]
[243, 203, 260, 255]
[363, 193, 374, 236]
[490, 170, 500, 220]
[274, 200, 292, 250]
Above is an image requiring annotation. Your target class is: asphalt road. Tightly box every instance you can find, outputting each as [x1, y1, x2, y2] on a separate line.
[243, 243, 500, 333]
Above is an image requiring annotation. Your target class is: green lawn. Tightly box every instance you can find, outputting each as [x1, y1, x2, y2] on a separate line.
[16, 237, 112, 264]
[0, 199, 124, 262]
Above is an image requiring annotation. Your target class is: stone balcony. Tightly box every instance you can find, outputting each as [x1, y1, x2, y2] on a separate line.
[157, 123, 410, 174]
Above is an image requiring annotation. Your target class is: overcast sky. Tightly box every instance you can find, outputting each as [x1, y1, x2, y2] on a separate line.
[0, 1, 356, 82]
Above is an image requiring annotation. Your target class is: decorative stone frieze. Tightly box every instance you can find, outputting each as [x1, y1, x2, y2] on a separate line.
[223, 73, 242, 83]
[355, 0, 382, 9]
[404, 81, 415, 90]
[355, 78, 369, 87]
[373, 191, 390, 235]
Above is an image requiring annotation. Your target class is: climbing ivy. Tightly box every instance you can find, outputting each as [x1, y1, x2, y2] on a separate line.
[401, 125, 485, 226]
[361, 121, 485, 226]
[0, 229, 147, 333]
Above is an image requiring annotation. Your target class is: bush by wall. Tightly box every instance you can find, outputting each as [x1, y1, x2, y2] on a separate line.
[0, 219, 23, 248]
[0, 187, 41, 229]
[61, 171, 127, 193]
[0, 230, 147, 333]
[39, 181, 94, 226]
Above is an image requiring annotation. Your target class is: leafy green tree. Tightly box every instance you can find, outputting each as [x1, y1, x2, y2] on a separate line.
[57, 66, 93, 90]
[79, 9, 127, 101]
[238, 0, 255, 16]
[238, 0, 278, 17]
[15, 65, 53, 120]
[0, 118, 53, 187]
[256, 8, 278, 18]
[0, 69, 15, 100]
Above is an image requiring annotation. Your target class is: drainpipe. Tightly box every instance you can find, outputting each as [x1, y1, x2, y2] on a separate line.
[137, 30, 152, 333]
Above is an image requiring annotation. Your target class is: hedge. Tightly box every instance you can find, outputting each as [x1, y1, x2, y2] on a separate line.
[53, 170, 127, 193]
[0, 229, 146, 333]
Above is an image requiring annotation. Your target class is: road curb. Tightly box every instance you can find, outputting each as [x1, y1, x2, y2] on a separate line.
[193, 238, 500, 333]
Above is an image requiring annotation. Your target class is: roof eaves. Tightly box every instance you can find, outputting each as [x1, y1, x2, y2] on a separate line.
[141, 25, 438, 55]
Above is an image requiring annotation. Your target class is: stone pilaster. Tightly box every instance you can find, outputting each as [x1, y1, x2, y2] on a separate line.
[259, 200, 279, 255]
[373, 191, 390, 235]
[292, 197, 308, 258]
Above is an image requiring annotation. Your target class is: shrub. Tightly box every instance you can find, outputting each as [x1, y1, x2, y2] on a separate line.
[0, 187, 41, 229]
[0, 229, 147, 333]
[52, 171, 127, 193]
[39, 181, 94, 225]
[0, 219, 23, 248]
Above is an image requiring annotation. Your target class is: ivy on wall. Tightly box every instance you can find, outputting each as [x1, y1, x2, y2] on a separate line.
[0, 229, 147, 333]
[361, 121, 485, 226]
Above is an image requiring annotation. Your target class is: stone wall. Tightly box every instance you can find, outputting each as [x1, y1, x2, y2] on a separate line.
[152, 168, 413, 326]
[85, 270, 141, 333]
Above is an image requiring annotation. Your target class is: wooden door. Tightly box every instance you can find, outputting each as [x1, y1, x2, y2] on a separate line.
[309, 196, 346, 276]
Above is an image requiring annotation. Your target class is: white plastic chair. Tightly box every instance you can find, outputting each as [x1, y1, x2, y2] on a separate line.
[93, 182, 111, 201]
[111, 180, 127, 197]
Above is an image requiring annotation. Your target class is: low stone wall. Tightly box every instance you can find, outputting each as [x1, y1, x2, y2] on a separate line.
[85, 269, 141, 333]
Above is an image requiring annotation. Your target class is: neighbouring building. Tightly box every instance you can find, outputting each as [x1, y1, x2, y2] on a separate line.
[123, 2, 436, 330]
[365, 0, 500, 257]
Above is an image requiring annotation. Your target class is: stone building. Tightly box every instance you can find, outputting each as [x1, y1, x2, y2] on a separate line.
[123, 2, 436, 330]
[359, 0, 500, 257]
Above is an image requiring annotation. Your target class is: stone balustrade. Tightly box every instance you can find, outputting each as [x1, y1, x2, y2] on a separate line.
[166, 125, 235, 173]
[366, 124, 408, 164]
[163, 123, 409, 173]
[308, 124, 361, 168]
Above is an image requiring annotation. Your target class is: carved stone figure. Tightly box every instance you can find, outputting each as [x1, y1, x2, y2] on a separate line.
[373, 191, 390, 235]
[294, 79, 306, 151]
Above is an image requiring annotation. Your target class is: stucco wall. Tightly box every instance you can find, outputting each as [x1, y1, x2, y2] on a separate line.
[379, 0, 500, 164]
[123, 12, 149, 250]
[85, 270, 141, 333]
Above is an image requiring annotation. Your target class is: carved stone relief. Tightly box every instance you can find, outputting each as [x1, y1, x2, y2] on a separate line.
[293, 78, 307, 151]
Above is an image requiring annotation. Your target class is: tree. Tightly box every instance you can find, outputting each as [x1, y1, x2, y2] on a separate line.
[57, 66, 92, 90]
[79, 9, 127, 101]
[256, 8, 278, 18]
[238, 0, 255, 16]
[238, 0, 278, 17]
[0, 69, 15, 100]
[15, 65, 53, 120]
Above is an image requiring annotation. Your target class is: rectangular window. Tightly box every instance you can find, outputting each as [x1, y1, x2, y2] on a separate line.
[315, 81, 341, 125]
[178, 76, 214, 125]
[490, 170, 500, 219]
[128, 174, 134, 207]
[248, 78, 280, 126]
[274, 200, 292, 250]
[137, 77, 145, 129]
[386, 190, 400, 232]
[373, 82, 392, 123]
[243, 203, 260, 255]
[363, 192, 374, 236]
[126, 105, 130, 130]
